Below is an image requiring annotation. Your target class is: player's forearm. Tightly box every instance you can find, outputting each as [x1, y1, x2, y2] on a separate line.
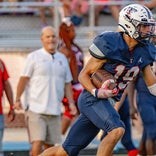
[142, 65, 156, 96]
[78, 55, 107, 94]
[114, 90, 127, 111]
[143, 65, 156, 86]
[127, 82, 136, 108]
[78, 71, 95, 93]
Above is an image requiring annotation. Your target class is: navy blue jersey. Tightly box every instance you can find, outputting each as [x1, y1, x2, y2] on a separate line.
[89, 32, 156, 99]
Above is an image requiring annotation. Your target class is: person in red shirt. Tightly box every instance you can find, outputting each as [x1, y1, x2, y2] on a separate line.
[0, 59, 15, 155]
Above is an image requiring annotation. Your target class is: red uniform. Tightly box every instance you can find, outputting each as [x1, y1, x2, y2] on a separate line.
[0, 60, 9, 114]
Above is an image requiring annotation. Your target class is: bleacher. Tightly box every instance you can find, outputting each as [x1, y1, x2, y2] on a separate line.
[0, 15, 117, 52]
[0, 0, 147, 52]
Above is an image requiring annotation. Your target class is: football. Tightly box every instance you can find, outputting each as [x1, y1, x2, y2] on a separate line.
[91, 69, 116, 89]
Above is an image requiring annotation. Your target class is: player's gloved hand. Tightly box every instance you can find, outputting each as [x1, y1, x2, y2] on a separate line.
[96, 87, 118, 98]
[96, 79, 119, 98]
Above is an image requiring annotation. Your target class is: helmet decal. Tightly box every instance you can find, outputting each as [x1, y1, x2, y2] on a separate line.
[125, 6, 137, 16]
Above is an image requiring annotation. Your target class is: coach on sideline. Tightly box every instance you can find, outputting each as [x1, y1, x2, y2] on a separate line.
[13, 26, 77, 156]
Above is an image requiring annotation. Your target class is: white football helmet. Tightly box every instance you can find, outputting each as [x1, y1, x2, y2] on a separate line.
[118, 4, 156, 43]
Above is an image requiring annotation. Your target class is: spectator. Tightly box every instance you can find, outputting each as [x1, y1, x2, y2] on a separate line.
[94, 0, 121, 26]
[0, 59, 15, 156]
[39, 4, 156, 156]
[59, 0, 89, 26]
[71, 0, 89, 15]
[39, 0, 54, 28]
[58, 20, 84, 135]
[128, 66, 156, 156]
[59, 20, 84, 83]
[13, 26, 77, 156]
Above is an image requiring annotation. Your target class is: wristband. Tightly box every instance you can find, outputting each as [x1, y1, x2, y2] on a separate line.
[10, 105, 14, 111]
[91, 88, 98, 97]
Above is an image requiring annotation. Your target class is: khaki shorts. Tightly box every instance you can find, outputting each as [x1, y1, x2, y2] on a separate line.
[26, 110, 61, 145]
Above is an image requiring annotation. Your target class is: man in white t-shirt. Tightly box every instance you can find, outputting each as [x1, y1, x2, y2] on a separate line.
[14, 26, 77, 156]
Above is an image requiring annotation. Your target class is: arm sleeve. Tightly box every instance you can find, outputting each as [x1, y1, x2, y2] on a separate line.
[88, 33, 113, 59]
[21, 54, 35, 77]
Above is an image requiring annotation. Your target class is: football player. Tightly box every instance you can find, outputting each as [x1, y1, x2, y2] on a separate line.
[39, 4, 156, 156]
[128, 63, 156, 155]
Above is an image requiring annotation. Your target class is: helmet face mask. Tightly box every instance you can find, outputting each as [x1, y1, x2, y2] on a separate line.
[135, 23, 155, 42]
[118, 4, 156, 44]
